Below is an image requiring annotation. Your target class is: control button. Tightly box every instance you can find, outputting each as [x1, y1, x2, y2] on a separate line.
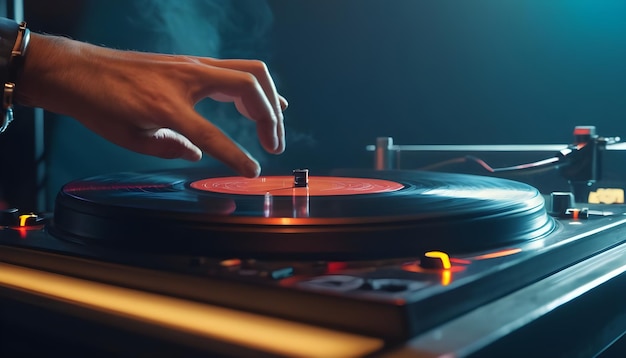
[227, 261, 293, 280]
[268, 267, 294, 280]
[420, 251, 451, 269]
[549, 192, 575, 216]
[18, 213, 44, 227]
[360, 279, 427, 292]
[298, 275, 364, 292]
[548, 192, 589, 219]
[0, 210, 46, 227]
[293, 168, 309, 188]
[360, 279, 404, 292]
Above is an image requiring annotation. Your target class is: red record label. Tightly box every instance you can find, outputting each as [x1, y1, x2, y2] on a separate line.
[189, 176, 405, 196]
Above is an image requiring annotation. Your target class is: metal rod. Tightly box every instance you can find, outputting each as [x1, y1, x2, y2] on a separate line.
[366, 144, 570, 152]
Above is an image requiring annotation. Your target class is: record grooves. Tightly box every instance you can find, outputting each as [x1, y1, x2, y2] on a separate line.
[50, 169, 556, 260]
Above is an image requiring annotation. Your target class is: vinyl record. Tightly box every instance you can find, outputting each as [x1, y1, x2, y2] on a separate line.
[50, 168, 556, 259]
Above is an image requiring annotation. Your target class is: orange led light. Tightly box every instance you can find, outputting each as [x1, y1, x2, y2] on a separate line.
[424, 251, 451, 269]
[279, 218, 295, 225]
[220, 259, 241, 267]
[450, 258, 472, 265]
[17, 227, 28, 239]
[441, 270, 452, 286]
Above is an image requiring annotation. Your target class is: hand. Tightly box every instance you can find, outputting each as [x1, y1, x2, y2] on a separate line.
[15, 33, 288, 177]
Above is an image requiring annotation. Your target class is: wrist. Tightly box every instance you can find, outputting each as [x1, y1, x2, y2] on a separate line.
[0, 18, 30, 133]
[14, 33, 79, 111]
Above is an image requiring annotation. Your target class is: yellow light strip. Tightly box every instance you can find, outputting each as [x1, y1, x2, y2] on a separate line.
[471, 248, 522, 260]
[0, 263, 383, 357]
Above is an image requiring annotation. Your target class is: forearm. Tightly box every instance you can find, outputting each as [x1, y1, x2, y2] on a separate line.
[15, 33, 77, 111]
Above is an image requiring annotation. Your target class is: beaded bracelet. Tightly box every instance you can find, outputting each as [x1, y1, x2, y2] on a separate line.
[0, 18, 30, 133]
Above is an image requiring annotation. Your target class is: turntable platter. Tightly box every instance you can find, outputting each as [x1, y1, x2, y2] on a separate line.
[50, 169, 556, 259]
[190, 176, 405, 196]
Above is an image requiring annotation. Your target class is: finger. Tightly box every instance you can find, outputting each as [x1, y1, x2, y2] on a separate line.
[75, 120, 203, 162]
[198, 66, 279, 153]
[272, 99, 285, 154]
[198, 59, 285, 153]
[204, 59, 283, 115]
[176, 108, 261, 177]
[279, 95, 288, 111]
[221, 60, 285, 153]
[275, 96, 287, 153]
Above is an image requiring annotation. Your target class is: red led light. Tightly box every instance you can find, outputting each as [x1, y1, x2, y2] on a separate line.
[17, 227, 28, 239]
[327, 262, 348, 273]
[574, 127, 592, 135]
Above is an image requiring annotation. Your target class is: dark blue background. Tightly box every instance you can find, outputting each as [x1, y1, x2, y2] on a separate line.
[22, 0, 626, 208]
[268, 0, 626, 172]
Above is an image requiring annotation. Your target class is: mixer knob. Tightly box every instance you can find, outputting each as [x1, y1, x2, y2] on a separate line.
[17, 213, 46, 227]
[419, 251, 451, 269]
[0, 209, 46, 227]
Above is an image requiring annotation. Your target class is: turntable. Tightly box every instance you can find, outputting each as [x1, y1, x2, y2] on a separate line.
[1, 131, 626, 357]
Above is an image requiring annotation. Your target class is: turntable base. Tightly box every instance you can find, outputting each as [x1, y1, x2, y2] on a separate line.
[2, 168, 626, 357]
